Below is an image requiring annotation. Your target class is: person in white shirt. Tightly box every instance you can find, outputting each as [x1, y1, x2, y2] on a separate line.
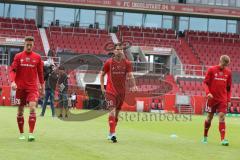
[71, 92, 77, 109]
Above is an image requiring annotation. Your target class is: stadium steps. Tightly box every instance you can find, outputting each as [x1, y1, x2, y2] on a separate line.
[165, 75, 179, 94]
[178, 37, 200, 65]
[178, 105, 193, 114]
[39, 28, 50, 55]
[110, 33, 119, 44]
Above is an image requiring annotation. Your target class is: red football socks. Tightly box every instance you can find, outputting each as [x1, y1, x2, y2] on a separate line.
[109, 116, 116, 134]
[204, 120, 211, 137]
[17, 115, 24, 133]
[28, 112, 36, 133]
[219, 122, 226, 141]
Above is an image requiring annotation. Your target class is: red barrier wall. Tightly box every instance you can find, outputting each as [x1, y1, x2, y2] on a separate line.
[164, 94, 176, 112]
[0, 86, 11, 106]
[191, 96, 206, 115]
[76, 95, 87, 109]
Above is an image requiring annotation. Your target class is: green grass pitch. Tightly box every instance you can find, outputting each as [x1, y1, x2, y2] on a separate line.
[0, 106, 239, 160]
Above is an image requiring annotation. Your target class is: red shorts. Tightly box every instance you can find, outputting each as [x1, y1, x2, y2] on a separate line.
[205, 99, 227, 114]
[105, 92, 125, 110]
[16, 89, 39, 106]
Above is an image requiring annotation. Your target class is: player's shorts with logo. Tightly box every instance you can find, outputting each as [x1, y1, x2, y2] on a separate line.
[205, 99, 227, 114]
[105, 92, 125, 110]
[16, 89, 39, 106]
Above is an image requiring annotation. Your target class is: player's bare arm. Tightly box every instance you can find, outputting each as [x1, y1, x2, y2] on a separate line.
[100, 71, 106, 94]
[127, 72, 138, 92]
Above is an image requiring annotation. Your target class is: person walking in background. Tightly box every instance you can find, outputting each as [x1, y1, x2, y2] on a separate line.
[57, 66, 69, 118]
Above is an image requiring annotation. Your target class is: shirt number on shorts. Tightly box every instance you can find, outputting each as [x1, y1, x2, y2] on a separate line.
[107, 100, 113, 107]
[15, 99, 20, 105]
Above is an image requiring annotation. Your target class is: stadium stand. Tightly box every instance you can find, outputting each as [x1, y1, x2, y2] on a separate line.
[46, 26, 112, 54]
[185, 30, 240, 71]
[0, 17, 44, 53]
[177, 77, 205, 96]
[117, 25, 200, 65]
[0, 65, 10, 86]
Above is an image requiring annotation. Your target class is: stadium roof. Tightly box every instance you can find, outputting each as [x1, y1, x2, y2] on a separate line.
[5, 0, 240, 18]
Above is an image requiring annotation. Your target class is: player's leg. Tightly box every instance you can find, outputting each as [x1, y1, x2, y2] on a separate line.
[217, 102, 229, 146]
[115, 94, 124, 127]
[218, 112, 228, 146]
[202, 100, 216, 143]
[115, 108, 120, 126]
[40, 89, 50, 116]
[108, 106, 117, 143]
[26, 90, 39, 141]
[28, 101, 37, 141]
[202, 112, 214, 143]
[105, 92, 118, 142]
[17, 104, 25, 140]
[16, 89, 26, 140]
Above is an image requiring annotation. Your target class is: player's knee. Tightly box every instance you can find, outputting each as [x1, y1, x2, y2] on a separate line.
[29, 106, 36, 113]
[17, 112, 23, 116]
[18, 106, 24, 113]
[207, 114, 213, 122]
[219, 114, 225, 122]
[109, 109, 116, 117]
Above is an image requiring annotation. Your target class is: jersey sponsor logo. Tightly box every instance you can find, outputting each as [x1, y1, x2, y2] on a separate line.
[111, 65, 126, 74]
[20, 59, 24, 63]
[26, 57, 30, 62]
[20, 64, 35, 67]
[214, 77, 227, 81]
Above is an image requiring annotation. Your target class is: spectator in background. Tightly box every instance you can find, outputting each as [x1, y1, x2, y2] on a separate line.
[57, 66, 69, 118]
[71, 92, 77, 109]
[40, 68, 58, 117]
[40, 56, 58, 117]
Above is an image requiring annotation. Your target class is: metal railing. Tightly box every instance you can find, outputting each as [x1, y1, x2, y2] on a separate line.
[131, 61, 170, 75]
[173, 64, 211, 77]
[0, 54, 8, 65]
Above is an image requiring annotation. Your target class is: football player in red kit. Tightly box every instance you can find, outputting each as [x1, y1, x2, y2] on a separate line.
[202, 55, 232, 146]
[10, 36, 45, 141]
[100, 42, 137, 143]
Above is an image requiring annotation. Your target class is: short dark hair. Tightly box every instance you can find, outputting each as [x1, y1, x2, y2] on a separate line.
[58, 66, 65, 71]
[114, 42, 122, 49]
[25, 36, 34, 42]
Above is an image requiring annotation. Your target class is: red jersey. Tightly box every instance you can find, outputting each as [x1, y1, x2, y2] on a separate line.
[204, 65, 232, 103]
[103, 58, 132, 95]
[10, 51, 44, 90]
